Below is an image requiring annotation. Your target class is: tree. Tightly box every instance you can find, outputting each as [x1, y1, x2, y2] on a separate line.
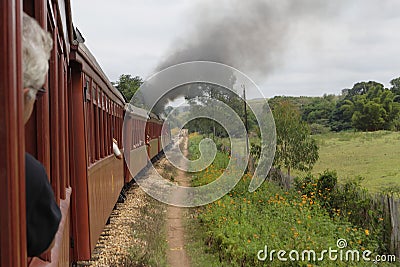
[390, 77, 400, 96]
[272, 101, 319, 177]
[350, 86, 400, 131]
[302, 95, 336, 127]
[332, 81, 400, 131]
[346, 81, 384, 98]
[183, 83, 259, 138]
[113, 74, 143, 102]
[352, 101, 386, 131]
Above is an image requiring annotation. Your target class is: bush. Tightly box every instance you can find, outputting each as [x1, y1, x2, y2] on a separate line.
[188, 135, 385, 266]
[328, 178, 388, 253]
[316, 170, 337, 209]
[310, 123, 331, 135]
[294, 173, 317, 197]
[293, 171, 389, 254]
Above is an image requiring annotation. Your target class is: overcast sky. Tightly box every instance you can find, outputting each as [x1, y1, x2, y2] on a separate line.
[71, 0, 400, 98]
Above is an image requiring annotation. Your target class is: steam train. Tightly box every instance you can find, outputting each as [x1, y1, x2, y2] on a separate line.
[0, 1, 170, 266]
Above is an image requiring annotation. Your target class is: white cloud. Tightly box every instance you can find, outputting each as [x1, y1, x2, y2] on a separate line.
[71, 0, 400, 97]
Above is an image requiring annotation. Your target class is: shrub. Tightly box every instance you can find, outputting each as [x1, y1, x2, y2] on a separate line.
[310, 123, 331, 135]
[188, 135, 384, 266]
[316, 170, 338, 209]
[294, 173, 317, 197]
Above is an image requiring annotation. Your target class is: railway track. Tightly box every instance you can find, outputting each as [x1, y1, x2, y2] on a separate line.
[76, 183, 148, 267]
[75, 152, 175, 267]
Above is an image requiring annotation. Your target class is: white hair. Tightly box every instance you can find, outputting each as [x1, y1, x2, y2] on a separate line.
[22, 12, 53, 98]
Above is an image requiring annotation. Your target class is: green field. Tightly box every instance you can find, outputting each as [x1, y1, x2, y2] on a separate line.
[186, 134, 394, 267]
[307, 131, 400, 193]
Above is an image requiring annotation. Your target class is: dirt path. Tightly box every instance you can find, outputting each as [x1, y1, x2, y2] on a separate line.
[166, 134, 191, 267]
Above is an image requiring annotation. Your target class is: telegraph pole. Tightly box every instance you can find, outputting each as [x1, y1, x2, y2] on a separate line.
[242, 84, 249, 155]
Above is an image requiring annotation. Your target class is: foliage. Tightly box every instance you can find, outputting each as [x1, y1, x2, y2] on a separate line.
[294, 173, 317, 197]
[295, 173, 389, 254]
[187, 135, 385, 266]
[309, 123, 331, 135]
[268, 95, 317, 112]
[272, 101, 319, 176]
[249, 143, 261, 159]
[333, 81, 400, 131]
[329, 100, 353, 132]
[390, 77, 400, 99]
[302, 95, 336, 128]
[316, 170, 338, 208]
[188, 133, 229, 187]
[113, 74, 143, 102]
[184, 83, 259, 138]
[269, 77, 400, 132]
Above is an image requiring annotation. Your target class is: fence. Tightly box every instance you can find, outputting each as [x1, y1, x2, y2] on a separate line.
[220, 143, 400, 258]
[380, 194, 400, 257]
[248, 152, 400, 258]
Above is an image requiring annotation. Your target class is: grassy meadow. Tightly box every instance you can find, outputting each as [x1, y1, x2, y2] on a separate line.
[185, 133, 396, 267]
[215, 130, 399, 193]
[308, 131, 400, 193]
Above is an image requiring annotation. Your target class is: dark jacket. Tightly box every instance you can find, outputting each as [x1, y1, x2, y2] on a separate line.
[25, 153, 61, 257]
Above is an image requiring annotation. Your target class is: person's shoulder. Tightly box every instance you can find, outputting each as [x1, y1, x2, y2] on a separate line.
[25, 153, 61, 257]
[25, 153, 45, 171]
[25, 153, 47, 187]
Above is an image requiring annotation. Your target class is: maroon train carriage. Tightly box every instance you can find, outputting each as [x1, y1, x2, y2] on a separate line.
[161, 119, 172, 154]
[147, 113, 163, 159]
[68, 36, 172, 263]
[123, 106, 172, 183]
[123, 105, 149, 183]
[0, 0, 172, 266]
[1, 0, 74, 266]
[69, 41, 125, 261]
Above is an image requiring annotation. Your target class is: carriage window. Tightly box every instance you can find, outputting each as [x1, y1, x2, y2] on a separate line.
[99, 91, 105, 158]
[94, 86, 100, 160]
[84, 79, 92, 164]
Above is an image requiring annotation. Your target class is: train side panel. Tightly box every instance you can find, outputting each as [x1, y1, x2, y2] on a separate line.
[129, 146, 149, 178]
[69, 63, 91, 260]
[0, 1, 26, 266]
[146, 117, 162, 159]
[123, 108, 150, 183]
[70, 43, 125, 261]
[87, 156, 124, 250]
[149, 139, 159, 159]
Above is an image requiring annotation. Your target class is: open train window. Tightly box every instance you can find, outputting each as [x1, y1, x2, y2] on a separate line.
[84, 78, 92, 164]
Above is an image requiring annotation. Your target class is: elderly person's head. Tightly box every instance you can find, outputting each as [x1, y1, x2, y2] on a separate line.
[22, 12, 53, 124]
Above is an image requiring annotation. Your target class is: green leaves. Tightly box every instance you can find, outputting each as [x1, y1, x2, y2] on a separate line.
[350, 87, 399, 131]
[272, 101, 319, 176]
[114, 74, 143, 102]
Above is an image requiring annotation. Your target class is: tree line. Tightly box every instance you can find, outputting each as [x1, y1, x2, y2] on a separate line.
[269, 77, 400, 133]
[113, 74, 399, 177]
[113, 73, 400, 133]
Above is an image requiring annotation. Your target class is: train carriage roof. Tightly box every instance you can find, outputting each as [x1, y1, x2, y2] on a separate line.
[70, 30, 125, 106]
[124, 103, 165, 125]
[125, 103, 149, 120]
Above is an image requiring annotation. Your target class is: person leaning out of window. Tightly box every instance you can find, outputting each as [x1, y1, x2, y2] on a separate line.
[22, 12, 61, 260]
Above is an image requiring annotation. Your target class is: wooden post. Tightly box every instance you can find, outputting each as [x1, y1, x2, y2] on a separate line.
[69, 64, 91, 260]
[242, 84, 249, 157]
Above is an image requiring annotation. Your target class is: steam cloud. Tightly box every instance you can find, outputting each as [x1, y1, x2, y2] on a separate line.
[157, 0, 340, 76]
[146, 0, 342, 113]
